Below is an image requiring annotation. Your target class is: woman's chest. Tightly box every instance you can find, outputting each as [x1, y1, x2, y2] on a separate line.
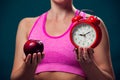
[45, 19, 71, 36]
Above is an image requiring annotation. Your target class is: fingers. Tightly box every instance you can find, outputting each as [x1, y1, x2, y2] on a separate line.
[76, 47, 94, 63]
[37, 52, 41, 63]
[83, 48, 89, 61]
[32, 53, 38, 65]
[88, 48, 94, 59]
[37, 52, 45, 63]
[25, 52, 44, 64]
[25, 54, 32, 64]
[41, 52, 45, 59]
[75, 48, 79, 59]
[75, 47, 84, 62]
[78, 47, 84, 62]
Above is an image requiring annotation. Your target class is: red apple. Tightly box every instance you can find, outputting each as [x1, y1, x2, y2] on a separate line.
[23, 40, 44, 56]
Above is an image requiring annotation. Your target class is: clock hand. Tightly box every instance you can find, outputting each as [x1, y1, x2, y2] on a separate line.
[79, 31, 92, 37]
[79, 34, 86, 37]
[85, 31, 91, 35]
[84, 31, 91, 37]
[79, 34, 84, 36]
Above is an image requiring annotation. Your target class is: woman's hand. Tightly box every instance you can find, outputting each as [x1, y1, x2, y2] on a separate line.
[24, 52, 44, 73]
[75, 47, 95, 69]
[75, 47, 94, 62]
[75, 47, 115, 80]
[11, 52, 44, 80]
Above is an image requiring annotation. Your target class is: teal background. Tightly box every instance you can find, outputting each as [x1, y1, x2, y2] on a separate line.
[0, 0, 119, 80]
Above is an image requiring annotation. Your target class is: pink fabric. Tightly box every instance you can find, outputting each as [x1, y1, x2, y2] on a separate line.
[28, 10, 86, 77]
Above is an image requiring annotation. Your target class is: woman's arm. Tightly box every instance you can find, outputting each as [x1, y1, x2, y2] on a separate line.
[76, 18, 115, 80]
[10, 18, 42, 80]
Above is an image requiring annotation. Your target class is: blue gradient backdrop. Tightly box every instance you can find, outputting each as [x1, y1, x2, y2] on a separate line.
[0, 0, 119, 80]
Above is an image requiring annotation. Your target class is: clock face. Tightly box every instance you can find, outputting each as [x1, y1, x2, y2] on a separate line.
[72, 23, 96, 48]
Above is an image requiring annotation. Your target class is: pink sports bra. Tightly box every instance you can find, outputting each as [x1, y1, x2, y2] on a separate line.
[28, 10, 86, 77]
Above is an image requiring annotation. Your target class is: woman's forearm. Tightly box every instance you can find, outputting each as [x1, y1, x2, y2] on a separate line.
[83, 63, 114, 80]
[11, 72, 33, 80]
[11, 64, 34, 80]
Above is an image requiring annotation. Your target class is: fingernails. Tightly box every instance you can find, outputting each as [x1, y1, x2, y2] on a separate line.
[41, 53, 45, 59]
[88, 48, 94, 54]
[38, 52, 41, 55]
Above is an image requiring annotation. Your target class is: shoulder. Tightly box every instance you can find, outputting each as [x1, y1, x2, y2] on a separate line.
[18, 17, 39, 29]
[16, 12, 47, 38]
[85, 13, 107, 31]
[17, 16, 39, 38]
[85, 12, 109, 47]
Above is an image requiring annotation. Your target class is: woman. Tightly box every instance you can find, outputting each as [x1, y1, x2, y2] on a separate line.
[11, 0, 115, 80]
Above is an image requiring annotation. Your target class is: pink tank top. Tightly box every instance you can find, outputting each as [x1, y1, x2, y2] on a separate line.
[28, 10, 86, 77]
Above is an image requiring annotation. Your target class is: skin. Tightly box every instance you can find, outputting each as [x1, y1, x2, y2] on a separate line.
[11, 0, 115, 80]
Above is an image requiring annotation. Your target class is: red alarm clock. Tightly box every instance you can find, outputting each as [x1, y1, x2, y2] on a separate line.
[70, 15, 102, 48]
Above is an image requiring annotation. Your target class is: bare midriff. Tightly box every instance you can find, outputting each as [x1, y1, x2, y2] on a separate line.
[34, 72, 86, 80]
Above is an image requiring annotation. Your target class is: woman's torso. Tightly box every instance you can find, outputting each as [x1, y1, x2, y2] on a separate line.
[26, 11, 87, 80]
[34, 72, 85, 80]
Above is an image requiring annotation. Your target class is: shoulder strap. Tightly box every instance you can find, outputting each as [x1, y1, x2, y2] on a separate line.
[28, 16, 41, 39]
[28, 12, 47, 39]
[75, 9, 86, 18]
